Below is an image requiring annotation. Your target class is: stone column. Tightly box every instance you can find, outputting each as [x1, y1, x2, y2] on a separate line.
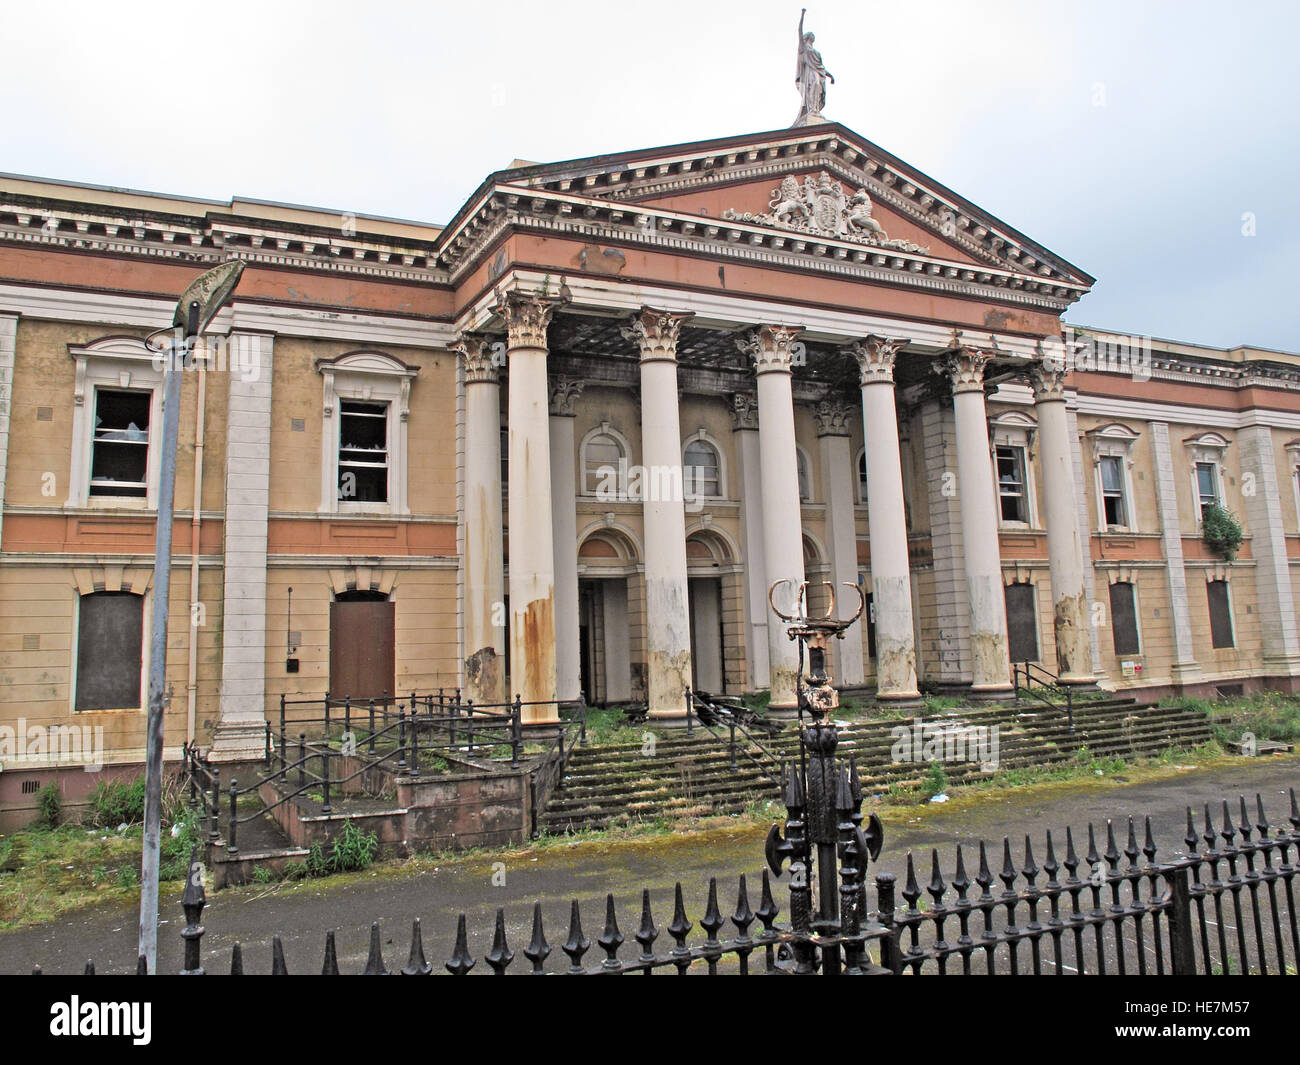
[212, 332, 275, 759]
[737, 325, 806, 711]
[1150, 421, 1200, 685]
[1029, 362, 1096, 685]
[814, 398, 866, 687]
[0, 313, 16, 551]
[455, 334, 505, 706]
[943, 347, 1013, 696]
[847, 337, 920, 700]
[1239, 425, 1300, 682]
[731, 393, 771, 690]
[497, 290, 564, 722]
[623, 308, 694, 721]
[549, 376, 585, 707]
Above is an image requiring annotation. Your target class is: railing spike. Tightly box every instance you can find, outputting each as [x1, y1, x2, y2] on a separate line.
[975, 841, 994, 898]
[733, 874, 755, 936]
[1255, 793, 1270, 838]
[1290, 787, 1299, 831]
[524, 901, 551, 974]
[1203, 802, 1216, 851]
[928, 849, 947, 906]
[1238, 795, 1252, 841]
[1022, 834, 1038, 883]
[902, 852, 921, 910]
[403, 917, 432, 975]
[83, 960, 94, 976]
[229, 943, 243, 976]
[1125, 816, 1139, 870]
[598, 894, 624, 970]
[486, 908, 514, 975]
[1000, 837, 1017, 892]
[321, 930, 339, 975]
[668, 882, 693, 972]
[1143, 816, 1158, 864]
[1104, 820, 1121, 871]
[445, 913, 475, 976]
[562, 899, 591, 973]
[636, 889, 659, 962]
[1086, 823, 1101, 870]
[1063, 826, 1079, 876]
[952, 844, 971, 899]
[271, 934, 288, 975]
[1185, 806, 1200, 853]
[1221, 799, 1235, 845]
[363, 922, 388, 975]
[756, 868, 780, 931]
[1043, 830, 1059, 886]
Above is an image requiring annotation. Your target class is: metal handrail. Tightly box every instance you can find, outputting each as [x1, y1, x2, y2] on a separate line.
[687, 688, 784, 789]
[1012, 661, 1074, 734]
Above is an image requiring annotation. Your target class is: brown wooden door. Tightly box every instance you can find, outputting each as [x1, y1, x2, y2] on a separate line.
[329, 596, 395, 701]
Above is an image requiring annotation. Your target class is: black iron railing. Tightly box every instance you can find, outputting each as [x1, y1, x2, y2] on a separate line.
[1013, 661, 1074, 733]
[686, 687, 785, 788]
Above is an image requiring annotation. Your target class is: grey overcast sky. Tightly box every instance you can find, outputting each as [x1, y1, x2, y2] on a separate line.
[2, 0, 1296, 350]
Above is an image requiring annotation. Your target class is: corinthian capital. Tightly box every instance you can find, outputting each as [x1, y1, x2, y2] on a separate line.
[939, 347, 993, 394]
[548, 375, 585, 416]
[814, 399, 855, 437]
[452, 332, 500, 384]
[1027, 361, 1068, 402]
[845, 335, 905, 386]
[492, 288, 565, 350]
[735, 324, 803, 374]
[620, 306, 694, 363]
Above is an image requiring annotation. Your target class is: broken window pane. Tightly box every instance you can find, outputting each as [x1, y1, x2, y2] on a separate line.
[90, 389, 150, 497]
[338, 400, 388, 503]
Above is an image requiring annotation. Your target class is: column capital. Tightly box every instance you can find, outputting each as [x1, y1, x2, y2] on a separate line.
[620, 306, 694, 363]
[814, 399, 855, 437]
[492, 289, 564, 350]
[1027, 361, 1068, 402]
[730, 391, 760, 431]
[735, 324, 803, 375]
[845, 335, 905, 386]
[548, 374, 585, 416]
[939, 347, 994, 394]
[452, 332, 500, 385]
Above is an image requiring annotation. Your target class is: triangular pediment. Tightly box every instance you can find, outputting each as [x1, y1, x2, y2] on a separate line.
[475, 122, 1092, 288]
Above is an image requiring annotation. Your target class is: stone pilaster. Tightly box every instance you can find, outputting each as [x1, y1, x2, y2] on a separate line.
[942, 347, 1012, 695]
[549, 375, 584, 706]
[212, 332, 275, 760]
[455, 333, 505, 706]
[737, 324, 806, 710]
[846, 336, 919, 700]
[495, 289, 565, 721]
[731, 392, 771, 689]
[623, 308, 694, 720]
[0, 314, 16, 551]
[1029, 362, 1095, 685]
[1150, 421, 1200, 685]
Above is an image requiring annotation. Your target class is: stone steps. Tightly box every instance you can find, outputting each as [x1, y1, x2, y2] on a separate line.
[540, 695, 1214, 834]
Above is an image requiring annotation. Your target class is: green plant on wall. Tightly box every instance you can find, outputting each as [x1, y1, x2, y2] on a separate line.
[1201, 503, 1243, 560]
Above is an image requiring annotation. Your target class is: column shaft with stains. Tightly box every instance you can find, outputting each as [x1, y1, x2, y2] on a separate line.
[456, 334, 505, 706]
[738, 325, 806, 710]
[549, 376, 584, 706]
[848, 337, 919, 700]
[623, 308, 694, 720]
[498, 291, 562, 722]
[945, 347, 1013, 696]
[1030, 362, 1095, 684]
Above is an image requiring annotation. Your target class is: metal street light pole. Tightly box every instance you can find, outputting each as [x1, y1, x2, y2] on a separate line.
[138, 261, 244, 973]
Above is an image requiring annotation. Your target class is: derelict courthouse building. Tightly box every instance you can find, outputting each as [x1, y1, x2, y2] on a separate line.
[2, 101, 1300, 818]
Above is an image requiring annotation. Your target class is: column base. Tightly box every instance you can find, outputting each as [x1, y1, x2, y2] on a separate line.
[648, 711, 691, 729]
[874, 690, 923, 711]
[208, 720, 269, 763]
[968, 683, 1015, 704]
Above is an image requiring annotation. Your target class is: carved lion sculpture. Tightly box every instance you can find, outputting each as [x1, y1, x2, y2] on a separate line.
[846, 189, 887, 240]
[769, 176, 810, 228]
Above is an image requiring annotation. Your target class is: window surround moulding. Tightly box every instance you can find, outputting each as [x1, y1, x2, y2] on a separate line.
[1184, 430, 1231, 531]
[989, 409, 1040, 531]
[1286, 438, 1300, 530]
[67, 335, 165, 510]
[1086, 422, 1141, 534]
[316, 350, 419, 517]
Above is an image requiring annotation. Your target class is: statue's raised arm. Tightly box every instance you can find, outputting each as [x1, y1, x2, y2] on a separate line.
[794, 9, 831, 125]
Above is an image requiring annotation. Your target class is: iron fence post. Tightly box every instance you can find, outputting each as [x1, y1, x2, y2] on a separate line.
[398, 708, 407, 771]
[876, 872, 902, 975]
[410, 709, 420, 779]
[279, 695, 287, 775]
[344, 696, 351, 742]
[208, 767, 220, 843]
[323, 692, 331, 745]
[685, 686, 693, 736]
[179, 845, 206, 976]
[321, 746, 331, 814]
[1067, 685, 1074, 734]
[298, 734, 306, 788]
[1168, 862, 1197, 975]
[729, 716, 737, 770]
[466, 700, 475, 752]
[368, 700, 376, 753]
[579, 698, 587, 747]
[264, 722, 271, 768]
[227, 780, 239, 856]
[511, 697, 522, 769]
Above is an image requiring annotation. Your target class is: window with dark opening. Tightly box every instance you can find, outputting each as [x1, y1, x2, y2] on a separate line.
[1004, 581, 1039, 663]
[75, 591, 144, 710]
[1109, 581, 1140, 656]
[996, 446, 1028, 523]
[1196, 462, 1219, 520]
[338, 401, 388, 503]
[1208, 580, 1234, 648]
[1100, 455, 1128, 528]
[857, 451, 868, 503]
[90, 389, 150, 497]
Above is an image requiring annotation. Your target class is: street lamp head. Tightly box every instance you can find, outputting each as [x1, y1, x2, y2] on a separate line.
[172, 260, 245, 331]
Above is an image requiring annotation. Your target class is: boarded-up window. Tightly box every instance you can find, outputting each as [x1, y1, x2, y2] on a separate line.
[1109, 581, 1140, 656]
[1005, 582, 1039, 663]
[1208, 580, 1234, 649]
[75, 592, 144, 710]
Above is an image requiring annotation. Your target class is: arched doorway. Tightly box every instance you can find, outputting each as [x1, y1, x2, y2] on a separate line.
[686, 530, 735, 696]
[577, 528, 639, 705]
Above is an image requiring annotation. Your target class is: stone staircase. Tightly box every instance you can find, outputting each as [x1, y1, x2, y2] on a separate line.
[539, 696, 1214, 834]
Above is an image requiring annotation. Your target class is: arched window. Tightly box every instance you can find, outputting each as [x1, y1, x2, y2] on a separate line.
[797, 448, 813, 502]
[857, 449, 869, 504]
[684, 440, 721, 498]
[583, 429, 627, 496]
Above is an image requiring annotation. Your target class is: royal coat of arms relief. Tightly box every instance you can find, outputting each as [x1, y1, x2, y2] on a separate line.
[722, 171, 929, 253]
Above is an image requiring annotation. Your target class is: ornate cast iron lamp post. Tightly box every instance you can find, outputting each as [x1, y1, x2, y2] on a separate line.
[765, 579, 884, 974]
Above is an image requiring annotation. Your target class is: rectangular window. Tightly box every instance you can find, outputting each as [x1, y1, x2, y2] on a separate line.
[89, 389, 151, 497]
[1005, 581, 1039, 663]
[75, 592, 144, 710]
[1207, 580, 1234, 649]
[1099, 455, 1128, 528]
[1196, 461, 1219, 519]
[338, 401, 388, 503]
[1109, 581, 1140, 656]
[996, 446, 1028, 524]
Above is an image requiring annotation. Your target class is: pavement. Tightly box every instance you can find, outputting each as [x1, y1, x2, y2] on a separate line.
[3, 755, 1297, 974]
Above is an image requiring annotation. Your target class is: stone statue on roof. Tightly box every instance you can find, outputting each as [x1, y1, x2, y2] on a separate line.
[794, 9, 834, 126]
